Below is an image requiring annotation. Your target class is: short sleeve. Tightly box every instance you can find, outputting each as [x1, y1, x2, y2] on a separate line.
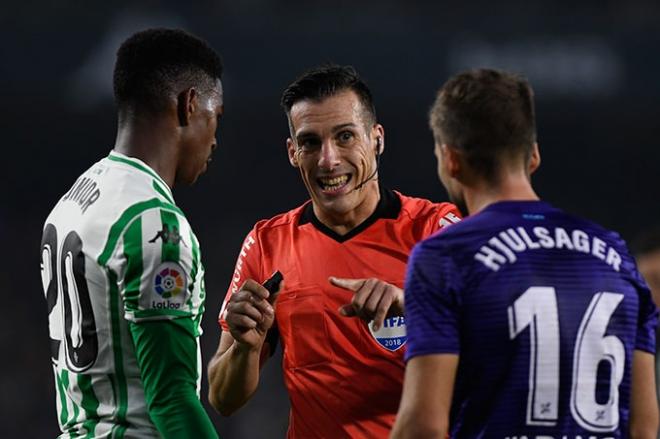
[633, 269, 658, 353]
[218, 227, 263, 331]
[404, 238, 462, 361]
[424, 203, 462, 238]
[117, 206, 200, 322]
[616, 235, 658, 353]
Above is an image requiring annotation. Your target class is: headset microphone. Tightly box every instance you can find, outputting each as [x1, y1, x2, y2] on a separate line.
[352, 137, 381, 192]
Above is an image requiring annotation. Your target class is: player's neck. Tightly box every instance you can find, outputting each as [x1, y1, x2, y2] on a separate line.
[113, 120, 178, 188]
[313, 182, 381, 236]
[465, 172, 539, 215]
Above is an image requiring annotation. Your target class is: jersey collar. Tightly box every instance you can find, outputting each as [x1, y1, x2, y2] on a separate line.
[299, 186, 401, 243]
[107, 150, 174, 202]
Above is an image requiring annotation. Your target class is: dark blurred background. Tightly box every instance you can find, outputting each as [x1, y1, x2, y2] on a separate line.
[3, 0, 660, 437]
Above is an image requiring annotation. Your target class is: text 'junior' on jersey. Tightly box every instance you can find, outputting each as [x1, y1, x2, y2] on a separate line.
[404, 200, 657, 437]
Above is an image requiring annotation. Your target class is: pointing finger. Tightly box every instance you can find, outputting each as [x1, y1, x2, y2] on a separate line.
[329, 276, 365, 292]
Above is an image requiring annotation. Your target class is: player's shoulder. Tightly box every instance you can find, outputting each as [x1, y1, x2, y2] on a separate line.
[395, 190, 461, 226]
[528, 203, 640, 277]
[49, 151, 176, 218]
[95, 153, 182, 222]
[411, 200, 521, 255]
[561, 210, 624, 244]
[421, 199, 632, 264]
[506, 200, 629, 253]
[103, 152, 175, 203]
[554, 207, 632, 260]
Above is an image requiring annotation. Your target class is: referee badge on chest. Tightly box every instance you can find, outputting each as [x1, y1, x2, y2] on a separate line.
[368, 316, 407, 351]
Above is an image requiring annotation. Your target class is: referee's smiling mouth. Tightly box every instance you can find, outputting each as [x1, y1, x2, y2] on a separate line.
[317, 173, 352, 193]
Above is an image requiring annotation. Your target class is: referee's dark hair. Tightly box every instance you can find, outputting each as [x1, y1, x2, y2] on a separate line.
[429, 68, 537, 185]
[281, 64, 377, 130]
[113, 28, 223, 118]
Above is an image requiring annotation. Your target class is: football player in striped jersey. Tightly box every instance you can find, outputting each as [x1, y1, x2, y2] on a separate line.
[40, 28, 223, 438]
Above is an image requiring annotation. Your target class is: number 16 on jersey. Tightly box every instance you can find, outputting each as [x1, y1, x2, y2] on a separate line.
[508, 286, 625, 432]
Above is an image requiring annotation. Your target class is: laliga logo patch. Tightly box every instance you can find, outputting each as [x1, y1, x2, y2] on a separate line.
[150, 262, 187, 310]
[369, 316, 407, 352]
[154, 264, 185, 297]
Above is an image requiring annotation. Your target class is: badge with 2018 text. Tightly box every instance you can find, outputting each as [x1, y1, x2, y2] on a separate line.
[149, 261, 188, 310]
[368, 316, 407, 351]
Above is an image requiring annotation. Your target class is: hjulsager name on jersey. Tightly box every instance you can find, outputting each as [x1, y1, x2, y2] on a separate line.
[474, 226, 622, 272]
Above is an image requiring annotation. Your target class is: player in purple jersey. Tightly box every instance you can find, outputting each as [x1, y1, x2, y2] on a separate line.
[391, 69, 659, 438]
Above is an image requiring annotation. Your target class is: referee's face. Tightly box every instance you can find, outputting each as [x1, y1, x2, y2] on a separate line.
[287, 90, 383, 225]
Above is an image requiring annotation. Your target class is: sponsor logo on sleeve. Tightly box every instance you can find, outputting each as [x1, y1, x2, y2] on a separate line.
[149, 224, 187, 247]
[149, 262, 188, 310]
[368, 316, 407, 352]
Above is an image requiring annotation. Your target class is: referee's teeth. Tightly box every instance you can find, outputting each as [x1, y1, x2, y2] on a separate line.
[319, 175, 349, 190]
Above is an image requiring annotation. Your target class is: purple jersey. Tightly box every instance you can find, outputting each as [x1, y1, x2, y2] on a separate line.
[404, 200, 657, 438]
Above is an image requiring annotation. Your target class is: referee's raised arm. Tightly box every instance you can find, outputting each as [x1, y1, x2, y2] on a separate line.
[208, 277, 280, 415]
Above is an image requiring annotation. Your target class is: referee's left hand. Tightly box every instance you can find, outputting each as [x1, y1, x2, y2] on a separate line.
[329, 277, 404, 331]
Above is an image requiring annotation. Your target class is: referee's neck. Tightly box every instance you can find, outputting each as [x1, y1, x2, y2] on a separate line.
[312, 182, 381, 236]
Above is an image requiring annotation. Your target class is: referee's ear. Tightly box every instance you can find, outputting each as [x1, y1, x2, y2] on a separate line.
[287, 138, 300, 168]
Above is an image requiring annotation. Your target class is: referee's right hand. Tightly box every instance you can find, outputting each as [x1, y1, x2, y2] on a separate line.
[224, 279, 278, 350]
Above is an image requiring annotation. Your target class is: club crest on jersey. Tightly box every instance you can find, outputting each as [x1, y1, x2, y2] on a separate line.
[368, 316, 407, 352]
[149, 262, 188, 310]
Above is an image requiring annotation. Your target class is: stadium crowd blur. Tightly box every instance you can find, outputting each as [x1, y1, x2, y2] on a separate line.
[2, 0, 660, 437]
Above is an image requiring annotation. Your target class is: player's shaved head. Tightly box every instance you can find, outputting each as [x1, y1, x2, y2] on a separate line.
[430, 68, 537, 184]
[113, 28, 223, 120]
[281, 64, 377, 132]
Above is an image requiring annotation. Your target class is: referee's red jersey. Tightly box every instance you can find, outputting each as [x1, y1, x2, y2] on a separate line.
[220, 188, 460, 438]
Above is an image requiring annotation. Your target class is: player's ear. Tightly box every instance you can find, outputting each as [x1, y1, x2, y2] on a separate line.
[442, 144, 462, 179]
[177, 87, 198, 127]
[528, 142, 541, 175]
[287, 138, 299, 168]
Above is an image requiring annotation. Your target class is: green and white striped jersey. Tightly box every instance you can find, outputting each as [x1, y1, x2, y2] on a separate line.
[40, 151, 208, 438]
